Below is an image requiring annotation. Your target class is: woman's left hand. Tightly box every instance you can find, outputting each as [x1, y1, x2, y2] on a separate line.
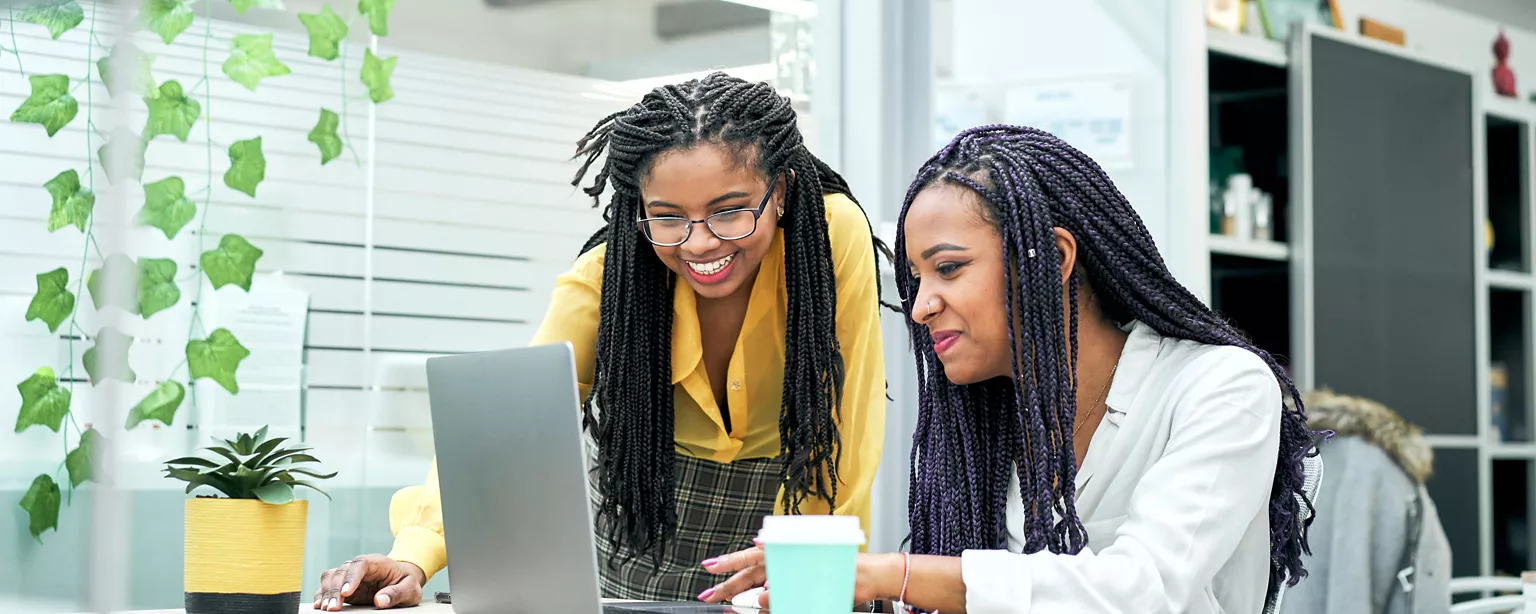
[700, 547, 904, 608]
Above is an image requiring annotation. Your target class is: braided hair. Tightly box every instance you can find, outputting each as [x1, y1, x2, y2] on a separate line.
[895, 125, 1317, 608]
[570, 72, 886, 560]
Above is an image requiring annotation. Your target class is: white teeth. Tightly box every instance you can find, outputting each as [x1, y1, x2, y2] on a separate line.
[687, 253, 735, 276]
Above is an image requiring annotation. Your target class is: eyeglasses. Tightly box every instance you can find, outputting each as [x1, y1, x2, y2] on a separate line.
[636, 176, 779, 247]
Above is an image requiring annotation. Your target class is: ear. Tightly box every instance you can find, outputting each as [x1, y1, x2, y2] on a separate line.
[1053, 227, 1077, 286]
[775, 172, 792, 216]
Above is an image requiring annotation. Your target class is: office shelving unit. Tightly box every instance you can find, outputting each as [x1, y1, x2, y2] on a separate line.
[1203, 24, 1536, 583]
[1481, 95, 1536, 580]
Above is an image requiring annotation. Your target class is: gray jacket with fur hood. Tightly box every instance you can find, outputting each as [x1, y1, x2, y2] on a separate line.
[1280, 390, 1452, 614]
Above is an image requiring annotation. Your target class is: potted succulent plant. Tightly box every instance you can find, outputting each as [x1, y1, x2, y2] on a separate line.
[164, 426, 336, 614]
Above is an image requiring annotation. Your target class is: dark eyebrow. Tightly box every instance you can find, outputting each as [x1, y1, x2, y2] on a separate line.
[646, 191, 753, 211]
[921, 243, 967, 260]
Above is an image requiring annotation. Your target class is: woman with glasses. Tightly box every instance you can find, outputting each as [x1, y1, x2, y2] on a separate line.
[313, 72, 889, 610]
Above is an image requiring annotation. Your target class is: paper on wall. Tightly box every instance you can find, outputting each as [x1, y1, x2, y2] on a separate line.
[195, 274, 310, 436]
[1003, 78, 1134, 170]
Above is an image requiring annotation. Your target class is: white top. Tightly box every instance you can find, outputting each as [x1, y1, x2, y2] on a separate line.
[961, 321, 1282, 614]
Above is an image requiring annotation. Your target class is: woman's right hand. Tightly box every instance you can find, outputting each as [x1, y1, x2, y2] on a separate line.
[314, 554, 426, 611]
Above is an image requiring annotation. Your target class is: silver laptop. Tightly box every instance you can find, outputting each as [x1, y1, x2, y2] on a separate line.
[425, 344, 733, 614]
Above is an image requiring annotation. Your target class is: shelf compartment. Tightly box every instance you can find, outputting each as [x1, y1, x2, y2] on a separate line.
[1490, 289, 1532, 443]
[1210, 254, 1291, 372]
[1492, 459, 1534, 576]
[1486, 114, 1529, 273]
[1209, 46, 1290, 246]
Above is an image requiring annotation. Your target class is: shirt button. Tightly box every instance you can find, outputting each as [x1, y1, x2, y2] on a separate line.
[730, 380, 742, 391]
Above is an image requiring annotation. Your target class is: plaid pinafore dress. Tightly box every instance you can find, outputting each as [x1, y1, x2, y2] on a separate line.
[586, 442, 783, 601]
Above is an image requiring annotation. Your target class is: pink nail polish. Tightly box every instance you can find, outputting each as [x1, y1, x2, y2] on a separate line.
[700, 588, 718, 601]
[701, 558, 719, 567]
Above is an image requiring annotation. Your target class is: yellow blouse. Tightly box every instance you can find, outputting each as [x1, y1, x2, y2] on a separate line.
[386, 193, 887, 582]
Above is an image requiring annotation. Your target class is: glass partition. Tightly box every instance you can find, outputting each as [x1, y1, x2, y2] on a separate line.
[0, 0, 817, 610]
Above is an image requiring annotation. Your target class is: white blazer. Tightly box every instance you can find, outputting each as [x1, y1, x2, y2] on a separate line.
[960, 321, 1282, 614]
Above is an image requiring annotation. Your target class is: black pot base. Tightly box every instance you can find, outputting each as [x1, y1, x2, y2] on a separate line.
[186, 591, 300, 613]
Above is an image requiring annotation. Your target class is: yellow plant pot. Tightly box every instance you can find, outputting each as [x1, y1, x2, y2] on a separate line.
[184, 498, 308, 614]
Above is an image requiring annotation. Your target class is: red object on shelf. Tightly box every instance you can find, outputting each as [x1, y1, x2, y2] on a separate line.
[1494, 31, 1518, 98]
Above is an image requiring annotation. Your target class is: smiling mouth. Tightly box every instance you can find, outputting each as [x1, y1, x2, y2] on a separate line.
[683, 252, 738, 284]
[686, 253, 735, 275]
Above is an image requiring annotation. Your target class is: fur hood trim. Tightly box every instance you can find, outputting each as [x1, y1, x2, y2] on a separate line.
[1302, 389, 1434, 484]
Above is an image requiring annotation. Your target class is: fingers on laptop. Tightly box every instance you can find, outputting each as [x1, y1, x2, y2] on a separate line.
[698, 547, 767, 604]
[712, 565, 767, 603]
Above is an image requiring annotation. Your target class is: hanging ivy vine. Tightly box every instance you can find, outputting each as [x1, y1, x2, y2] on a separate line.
[6, 0, 398, 543]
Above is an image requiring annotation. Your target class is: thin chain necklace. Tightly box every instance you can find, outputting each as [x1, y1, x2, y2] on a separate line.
[1073, 364, 1118, 437]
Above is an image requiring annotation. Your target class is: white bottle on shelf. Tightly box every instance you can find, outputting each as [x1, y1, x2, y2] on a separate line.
[1226, 174, 1256, 241]
[1254, 193, 1273, 242]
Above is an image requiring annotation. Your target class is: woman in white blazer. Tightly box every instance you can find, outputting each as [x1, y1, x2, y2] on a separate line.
[703, 125, 1320, 613]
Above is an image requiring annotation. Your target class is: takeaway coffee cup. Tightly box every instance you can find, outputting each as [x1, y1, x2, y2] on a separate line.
[757, 515, 865, 613]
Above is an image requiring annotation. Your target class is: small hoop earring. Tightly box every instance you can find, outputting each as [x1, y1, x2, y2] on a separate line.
[776, 207, 785, 217]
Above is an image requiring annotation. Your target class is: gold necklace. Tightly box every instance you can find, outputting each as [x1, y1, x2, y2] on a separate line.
[1073, 364, 1118, 437]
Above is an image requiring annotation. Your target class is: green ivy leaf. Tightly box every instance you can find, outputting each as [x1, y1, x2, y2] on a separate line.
[308, 108, 343, 165]
[25, 268, 74, 333]
[137, 176, 196, 240]
[98, 128, 148, 184]
[138, 258, 181, 318]
[83, 327, 137, 385]
[228, 0, 284, 14]
[14, 367, 71, 433]
[223, 137, 266, 197]
[222, 34, 291, 92]
[143, 80, 200, 142]
[43, 169, 95, 233]
[98, 42, 156, 98]
[298, 5, 347, 61]
[140, 0, 195, 45]
[360, 49, 397, 104]
[19, 474, 60, 543]
[187, 328, 249, 394]
[87, 253, 140, 315]
[17, 1, 85, 40]
[84, 255, 180, 318]
[126, 380, 185, 428]
[66, 428, 104, 488]
[358, 0, 395, 36]
[201, 234, 264, 291]
[11, 74, 78, 137]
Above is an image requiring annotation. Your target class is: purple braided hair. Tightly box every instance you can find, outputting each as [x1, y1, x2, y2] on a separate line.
[895, 125, 1318, 609]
